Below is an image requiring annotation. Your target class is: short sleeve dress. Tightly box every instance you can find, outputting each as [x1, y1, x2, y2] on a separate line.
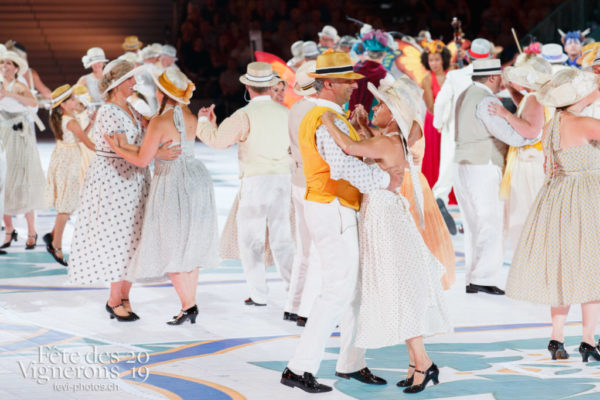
[68, 103, 150, 285]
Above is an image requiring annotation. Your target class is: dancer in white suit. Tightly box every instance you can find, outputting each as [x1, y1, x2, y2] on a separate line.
[280, 51, 399, 394]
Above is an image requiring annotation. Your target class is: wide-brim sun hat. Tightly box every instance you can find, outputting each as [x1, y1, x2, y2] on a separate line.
[152, 67, 195, 105]
[503, 56, 552, 90]
[239, 61, 280, 87]
[82, 47, 108, 69]
[308, 51, 364, 80]
[367, 81, 418, 138]
[0, 50, 28, 76]
[51, 84, 73, 109]
[536, 68, 598, 108]
[293, 60, 317, 96]
[118, 52, 141, 64]
[102, 60, 146, 95]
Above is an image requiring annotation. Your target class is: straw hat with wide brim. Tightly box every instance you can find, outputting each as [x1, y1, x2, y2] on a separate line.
[122, 36, 143, 51]
[294, 60, 317, 96]
[239, 62, 280, 87]
[0, 50, 28, 76]
[367, 81, 419, 138]
[51, 84, 73, 109]
[503, 56, 552, 91]
[308, 52, 364, 80]
[152, 67, 195, 105]
[102, 60, 146, 95]
[536, 68, 598, 108]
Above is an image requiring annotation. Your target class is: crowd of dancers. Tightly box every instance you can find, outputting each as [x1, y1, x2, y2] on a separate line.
[1, 19, 600, 395]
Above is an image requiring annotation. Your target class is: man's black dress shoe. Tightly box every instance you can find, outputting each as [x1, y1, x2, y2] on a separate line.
[466, 284, 505, 295]
[283, 311, 298, 321]
[244, 297, 266, 306]
[0, 249, 6, 255]
[436, 198, 457, 235]
[296, 316, 307, 327]
[281, 368, 332, 393]
[335, 367, 387, 385]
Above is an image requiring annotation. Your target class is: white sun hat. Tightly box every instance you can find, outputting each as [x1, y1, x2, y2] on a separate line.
[102, 60, 146, 95]
[0, 49, 28, 76]
[82, 47, 108, 69]
[160, 44, 178, 60]
[503, 56, 552, 90]
[536, 68, 598, 108]
[541, 43, 569, 65]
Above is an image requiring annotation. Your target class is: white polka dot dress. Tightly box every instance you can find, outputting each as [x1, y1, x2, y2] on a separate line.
[68, 103, 150, 285]
[355, 189, 452, 349]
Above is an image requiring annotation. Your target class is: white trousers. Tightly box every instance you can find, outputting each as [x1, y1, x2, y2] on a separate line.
[0, 144, 5, 217]
[288, 199, 365, 375]
[285, 184, 321, 317]
[453, 163, 504, 286]
[237, 175, 294, 304]
[432, 127, 456, 204]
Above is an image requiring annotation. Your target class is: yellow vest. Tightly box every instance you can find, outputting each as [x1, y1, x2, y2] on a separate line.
[298, 106, 362, 210]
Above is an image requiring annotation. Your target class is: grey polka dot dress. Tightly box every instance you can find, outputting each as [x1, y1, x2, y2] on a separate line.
[68, 103, 150, 285]
[506, 112, 600, 306]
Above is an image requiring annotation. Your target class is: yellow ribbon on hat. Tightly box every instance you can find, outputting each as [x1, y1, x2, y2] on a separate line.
[158, 73, 195, 103]
[499, 106, 551, 199]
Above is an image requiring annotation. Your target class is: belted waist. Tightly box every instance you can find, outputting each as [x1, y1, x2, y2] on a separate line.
[96, 150, 121, 158]
[56, 141, 80, 149]
[555, 168, 600, 177]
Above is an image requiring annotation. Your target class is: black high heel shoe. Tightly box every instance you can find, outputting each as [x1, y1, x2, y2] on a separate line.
[403, 363, 439, 394]
[548, 340, 569, 360]
[396, 364, 415, 387]
[25, 233, 37, 250]
[167, 305, 198, 325]
[121, 299, 140, 320]
[105, 303, 137, 322]
[1, 230, 17, 249]
[579, 342, 600, 362]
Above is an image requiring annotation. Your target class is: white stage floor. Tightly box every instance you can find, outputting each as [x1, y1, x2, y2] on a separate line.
[0, 142, 597, 400]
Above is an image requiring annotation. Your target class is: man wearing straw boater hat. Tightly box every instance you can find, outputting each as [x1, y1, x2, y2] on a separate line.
[453, 58, 537, 296]
[281, 51, 396, 393]
[196, 61, 294, 307]
[283, 61, 320, 327]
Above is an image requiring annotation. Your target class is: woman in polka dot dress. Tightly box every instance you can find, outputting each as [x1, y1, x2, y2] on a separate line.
[68, 61, 180, 322]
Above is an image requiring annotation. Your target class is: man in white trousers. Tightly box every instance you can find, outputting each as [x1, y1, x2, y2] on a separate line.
[454, 58, 537, 296]
[433, 38, 493, 234]
[280, 52, 400, 393]
[284, 61, 321, 327]
[197, 62, 294, 306]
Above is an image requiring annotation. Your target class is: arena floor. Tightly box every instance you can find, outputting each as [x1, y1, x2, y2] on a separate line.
[0, 142, 597, 400]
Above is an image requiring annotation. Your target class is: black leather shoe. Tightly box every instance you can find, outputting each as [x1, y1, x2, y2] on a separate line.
[105, 303, 137, 322]
[0, 249, 6, 255]
[466, 284, 505, 295]
[1, 229, 17, 249]
[25, 233, 37, 250]
[167, 305, 198, 325]
[548, 340, 569, 360]
[296, 316, 307, 327]
[336, 367, 387, 385]
[281, 368, 332, 393]
[283, 311, 298, 321]
[42, 233, 53, 249]
[396, 364, 415, 387]
[403, 363, 439, 394]
[244, 297, 266, 306]
[436, 198, 457, 235]
[579, 342, 600, 362]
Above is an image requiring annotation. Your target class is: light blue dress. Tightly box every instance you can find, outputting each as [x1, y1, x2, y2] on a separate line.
[128, 106, 219, 281]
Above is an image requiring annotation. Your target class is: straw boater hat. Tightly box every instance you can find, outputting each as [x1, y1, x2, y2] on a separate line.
[318, 25, 340, 43]
[51, 84, 73, 109]
[471, 59, 502, 76]
[122, 36, 143, 51]
[152, 67, 195, 105]
[239, 62, 280, 87]
[101, 60, 145, 95]
[82, 47, 108, 69]
[0, 50, 28, 76]
[160, 44, 177, 60]
[308, 51, 364, 80]
[293, 60, 317, 96]
[537, 68, 598, 108]
[503, 56, 552, 90]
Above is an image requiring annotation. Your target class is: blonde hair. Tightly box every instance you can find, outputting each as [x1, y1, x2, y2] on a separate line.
[98, 60, 134, 98]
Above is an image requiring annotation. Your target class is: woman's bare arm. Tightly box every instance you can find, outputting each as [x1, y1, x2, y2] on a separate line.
[67, 119, 95, 151]
[488, 96, 543, 139]
[321, 111, 390, 159]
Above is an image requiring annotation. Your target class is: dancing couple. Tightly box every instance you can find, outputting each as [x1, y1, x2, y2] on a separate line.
[280, 51, 451, 395]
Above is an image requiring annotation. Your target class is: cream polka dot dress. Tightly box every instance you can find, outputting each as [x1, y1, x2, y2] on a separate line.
[506, 111, 600, 305]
